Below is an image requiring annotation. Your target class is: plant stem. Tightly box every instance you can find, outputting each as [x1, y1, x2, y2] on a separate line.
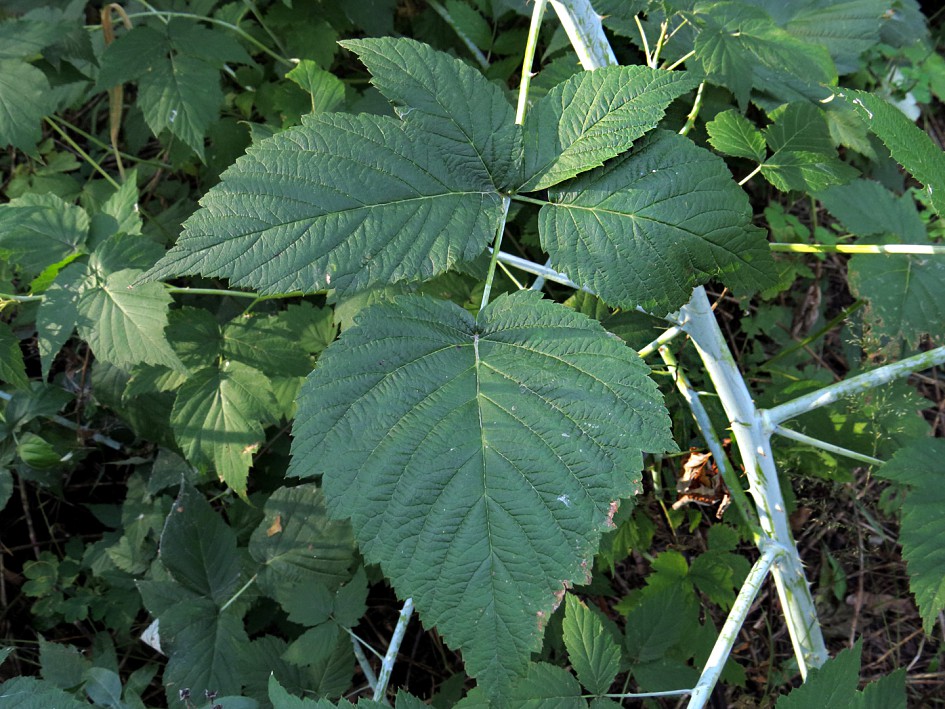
[738, 164, 763, 186]
[660, 346, 763, 540]
[0, 293, 44, 303]
[604, 689, 693, 699]
[165, 286, 263, 299]
[52, 114, 169, 169]
[44, 116, 121, 189]
[679, 287, 828, 677]
[514, 0, 548, 125]
[219, 573, 257, 612]
[637, 324, 685, 358]
[678, 81, 706, 136]
[663, 49, 695, 71]
[121, 11, 294, 67]
[0, 390, 123, 450]
[372, 597, 414, 703]
[427, 0, 490, 69]
[549, 0, 617, 70]
[479, 199, 511, 312]
[772, 426, 884, 467]
[770, 242, 945, 254]
[763, 344, 945, 427]
[492, 250, 585, 292]
[241, 0, 289, 58]
[686, 542, 783, 709]
[634, 14, 652, 67]
[348, 633, 380, 695]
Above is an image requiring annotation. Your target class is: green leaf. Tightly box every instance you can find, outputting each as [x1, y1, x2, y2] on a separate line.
[847, 236, 945, 349]
[143, 112, 505, 296]
[691, 3, 836, 109]
[96, 21, 249, 159]
[248, 483, 356, 594]
[562, 595, 621, 695]
[17, 432, 62, 469]
[84, 668, 123, 709]
[341, 37, 520, 190]
[0, 676, 87, 709]
[706, 109, 766, 162]
[874, 440, 945, 632]
[36, 261, 89, 377]
[843, 88, 945, 216]
[0, 193, 88, 276]
[776, 641, 904, 708]
[520, 66, 699, 192]
[817, 180, 926, 241]
[780, 0, 887, 74]
[761, 103, 858, 192]
[0, 59, 52, 152]
[0, 322, 28, 389]
[76, 269, 183, 372]
[289, 291, 674, 696]
[170, 362, 278, 496]
[223, 315, 314, 377]
[540, 130, 775, 313]
[160, 484, 242, 606]
[0, 470, 12, 513]
[507, 663, 586, 708]
[39, 639, 89, 689]
[286, 61, 345, 112]
[445, 0, 493, 49]
[624, 582, 699, 666]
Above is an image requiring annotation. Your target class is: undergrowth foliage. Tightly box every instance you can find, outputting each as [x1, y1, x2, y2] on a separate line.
[1, 1, 944, 707]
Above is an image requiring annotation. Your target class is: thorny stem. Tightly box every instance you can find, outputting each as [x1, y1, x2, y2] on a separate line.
[678, 81, 706, 136]
[372, 598, 414, 703]
[660, 346, 763, 540]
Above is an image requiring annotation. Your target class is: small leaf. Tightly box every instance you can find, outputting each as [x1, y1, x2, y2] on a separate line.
[160, 484, 242, 605]
[143, 112, 505, 297]
[0, 323, 28, 389]
[817, 179, 926, 241]
[39, 639, 89, 689]
[707, 109, 766, 162]
[520, 65, 699, 192]
[341, 37, 521, 190]
[0, 59, 52, 152]
[0, 677, 87, 709]
[170, 362, 278, 496]
[84, 668, 123, 709]
[290, 291, 674, 697]
[843, 88, 945, 216]
[248, 483, 356, 594]
[286, 61, 345, 112]
[562, 595, 621, 695]
[36, 262, 90, 378]
[541, 131, 776, 313]
[874, 439, 945, 632]
[76, 269, 183, 372]
[0, 193, 88, 277]
[507, 662, 585, 708]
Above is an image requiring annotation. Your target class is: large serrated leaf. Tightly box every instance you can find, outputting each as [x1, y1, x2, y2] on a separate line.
[540, 130, 775, 313]
[342, 37, 521, 190]
[780, 0, 887, 74]
[520, 66, 698, 192]
[562, 595, 621, 696]
[289, 291, 674, 696]
[874, 440, 945, 632]
[0, 677, 87, 709]
[143, 112, 504, 296]
[170, 361, 278, 496]
[843, 89, 945, 216]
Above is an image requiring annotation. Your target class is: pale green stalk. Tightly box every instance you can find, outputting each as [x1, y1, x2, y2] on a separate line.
[0, 293, 44, 303]
[636, 325, 684, 358]
[660, 346, 762, 540]
[678, 81, 706, 136]
[686, 543, 783, 709]
[0, 389, 123, 450]
[349, 634, 380, 698]
[372, 598, 414, 703]
[44, 116, 121, 189]
[165, 286, 261, 299]
[679, 287, 828, 676]
[772, 426, 884, 467]
[738, 164, 763, 185]
[219, 573, 257, 612]
[493, 250, 584, 291]
[770, 243, 945, 254]
[763, 344, 945, 427]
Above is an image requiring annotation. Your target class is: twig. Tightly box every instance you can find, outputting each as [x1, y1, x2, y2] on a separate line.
[372, 597, 414, 703]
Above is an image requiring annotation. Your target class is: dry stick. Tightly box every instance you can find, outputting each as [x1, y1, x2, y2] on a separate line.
[17, 476, 42, 560]
[101, 4, 133, 181]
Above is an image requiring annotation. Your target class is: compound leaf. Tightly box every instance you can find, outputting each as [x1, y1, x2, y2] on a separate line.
[563, 595, 621, 695]
[540, 131, 775, 314]
[0, 59, 52, 152]
[520, 66, 699, 192]
[843, 88, 945, 216]
[160, 484, 242, 606]
[170, 362, 278, 496]
[706, 109, 766, 162]
[76, 269, 183, 372]
[874, 440, 945, 632]
[341, 37, 521, 190]
[143, 112, 504, 297]
[289, 291, 674, 697]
